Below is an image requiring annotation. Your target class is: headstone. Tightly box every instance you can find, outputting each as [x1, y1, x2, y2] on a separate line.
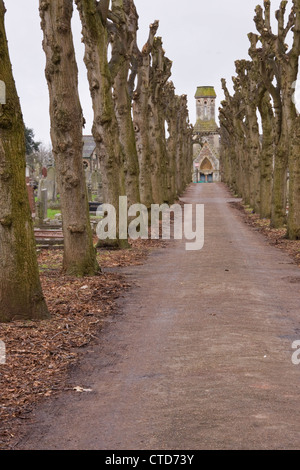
[0, 81, 6, 105]
[34, 163, 41, 180]
[85, 167, 91, 186]
[91, 171, 99, 191]
[97, 182, 103, 201]
[37, 177, 46, 200]
[87, 183, 92, 202]
[46, 166, 56, 201]
[38, 188, 48, 222]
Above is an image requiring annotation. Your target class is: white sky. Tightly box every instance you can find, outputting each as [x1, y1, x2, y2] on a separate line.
[4, 0, 290, 146]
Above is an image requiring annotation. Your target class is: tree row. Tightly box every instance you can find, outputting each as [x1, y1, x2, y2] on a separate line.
[0, 0, 192, 321]
[219, 0, 300, 238]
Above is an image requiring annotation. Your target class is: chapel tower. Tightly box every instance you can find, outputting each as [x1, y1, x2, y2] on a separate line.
[193, 86, 220, 182]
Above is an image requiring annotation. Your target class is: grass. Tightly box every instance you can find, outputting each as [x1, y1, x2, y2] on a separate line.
[47, 209, 61, 220]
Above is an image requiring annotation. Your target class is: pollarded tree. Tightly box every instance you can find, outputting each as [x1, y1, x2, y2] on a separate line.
[289, 113, 300, 238]
[219, 96, 237, 191]
[286, 0, 300, 239]
[163, 81, 178, 202]
[162, 84, 192, 201]
[247, 32, 275, 219]
[76, 0, 128, 247]
[179, 95, 193, 193]
[257, 89, 275, 219]
[220, 78, 248, 203]
[108, 0, 140, 207]
[148, 36, 172, 204]
[0, 0, 49, 321]
[235, 59, 261, 214]
[131, 20, 159, 209]
[252, 0, 299, 228]
[174, 93, 192, 196]
[39, 0, 99, 276]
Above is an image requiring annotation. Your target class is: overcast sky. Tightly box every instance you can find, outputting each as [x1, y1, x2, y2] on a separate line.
[4, 0, 290, 146]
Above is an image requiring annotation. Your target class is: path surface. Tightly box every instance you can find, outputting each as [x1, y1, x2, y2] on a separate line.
[17, 183, 300, 450]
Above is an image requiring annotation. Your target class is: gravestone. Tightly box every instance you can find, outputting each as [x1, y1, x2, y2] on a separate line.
[34, 163, 41, 181]
[87, 183, 92, 202]
[97, 182, 103, 201]
[38, 188, 48, 223]
[46, 167, 56, 201]
[91, 170, 99, 191]
[85, 167, 92, 186]
[37, 177, 46, 200]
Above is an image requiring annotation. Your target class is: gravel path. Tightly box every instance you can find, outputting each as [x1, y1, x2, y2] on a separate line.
[17, 183, 300, 450]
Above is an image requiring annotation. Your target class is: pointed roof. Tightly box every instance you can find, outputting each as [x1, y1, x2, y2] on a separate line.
[195, 86, 216, 98]
[194, 118, 218, 133]
[199, 141, 216, 158]
[195, 141, 219, 169]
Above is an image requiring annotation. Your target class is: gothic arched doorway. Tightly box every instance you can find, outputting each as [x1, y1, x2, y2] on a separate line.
[199, 157, 213, 183]
[200, 157, 213, 171]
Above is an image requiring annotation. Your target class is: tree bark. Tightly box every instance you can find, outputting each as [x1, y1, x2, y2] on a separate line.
[219, 95, 238, 192]
[257, 90, 274, 219]
[176, 95, 192, 195]
[235, 60, 261, 213]
[251, 1, 299, 228]
[76, 0, 127, 248]
[132, 20, 159, 209]
[148, 37, 172, 204]
[163, 81, 177, 202]
[221, 78, 248, 202]
[39, 0, 99, 276]
[288, 115, 300, 238]
[109, 0, 140, 207]
[287, 0, 300, 238]
[0, 0, 49, 321]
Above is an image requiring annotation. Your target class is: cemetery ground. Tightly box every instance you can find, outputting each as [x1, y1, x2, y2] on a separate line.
[0, 236, 166, 449]
[2, 183, 300, 449]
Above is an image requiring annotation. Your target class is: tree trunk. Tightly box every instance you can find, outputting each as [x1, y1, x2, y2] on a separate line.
[132, 21, 159, 209]
[251, 1, 299, 228]
[258, 90, 274, 219]
[286, 0, 300, 237]
[76, 0, 127, 248]
[113, 67, 139, 207]
[176, 95, 192, 195]
[271, 132, 288, 227]
[40, 0, 99, 276]
[163, 82, 178, 202]
[148, 37, 172, 204]
[110, 0, 140, 207]
[0, 0, 49, 322]
[287, 115, 300, 238]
